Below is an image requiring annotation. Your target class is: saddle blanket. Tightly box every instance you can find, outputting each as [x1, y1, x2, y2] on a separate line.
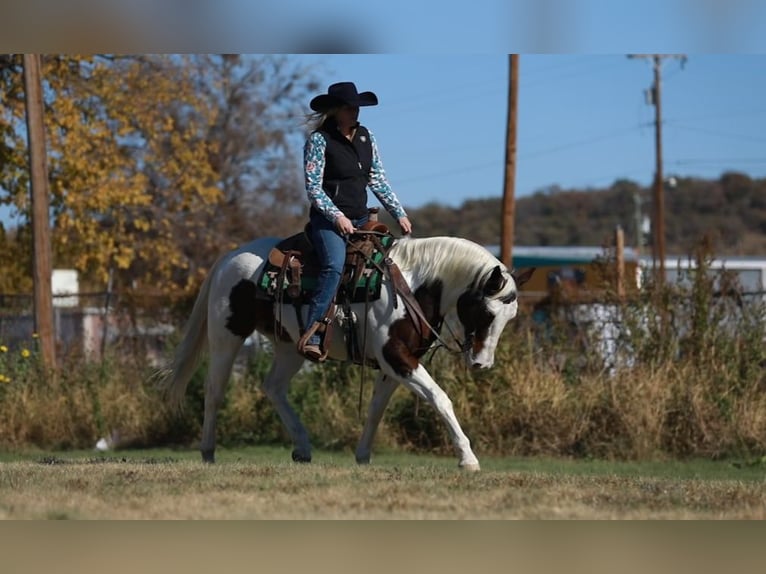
[256, 233, 394, 304]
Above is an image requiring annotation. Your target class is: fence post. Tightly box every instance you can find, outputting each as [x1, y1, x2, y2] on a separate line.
[615, 225, 625, 300]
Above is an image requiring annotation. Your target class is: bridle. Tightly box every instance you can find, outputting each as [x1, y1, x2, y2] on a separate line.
[408, 288, 520, 359]
[432, 287, 518, 358]
[436, 319, 473, 355]
[352, 235, 516, 358]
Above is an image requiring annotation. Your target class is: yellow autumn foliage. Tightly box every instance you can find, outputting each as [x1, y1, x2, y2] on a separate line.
[1, 54, 316, 302]
[0, 55, 219, 297]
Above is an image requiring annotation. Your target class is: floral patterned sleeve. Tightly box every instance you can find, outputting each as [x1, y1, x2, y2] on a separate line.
[304, 131, 343, 222]
[367, 131, 407, 220]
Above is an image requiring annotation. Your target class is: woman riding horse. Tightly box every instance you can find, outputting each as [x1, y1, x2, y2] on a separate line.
[300, 81, 412, 362]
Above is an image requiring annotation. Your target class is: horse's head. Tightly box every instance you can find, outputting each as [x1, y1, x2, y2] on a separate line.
[456, 265, 534, 369]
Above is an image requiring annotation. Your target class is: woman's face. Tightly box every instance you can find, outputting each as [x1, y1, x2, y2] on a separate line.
[336, 104, 360, 126]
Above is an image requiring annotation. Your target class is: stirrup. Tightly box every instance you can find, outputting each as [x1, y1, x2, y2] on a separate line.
[300, 343, 327, 363]
[297, 322, 328, 363]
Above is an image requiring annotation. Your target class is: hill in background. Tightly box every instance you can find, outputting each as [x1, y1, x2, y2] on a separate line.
[391, 172, 766, 257]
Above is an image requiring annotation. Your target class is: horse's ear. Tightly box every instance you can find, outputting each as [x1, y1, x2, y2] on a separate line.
[512, 267, 536, 287]
[483, 265, 506, 296]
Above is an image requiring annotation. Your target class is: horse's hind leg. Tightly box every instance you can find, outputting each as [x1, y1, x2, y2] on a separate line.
[355, 373, 399, 464]
[200, 333, 242, 463]
[260, 341, 312, 462]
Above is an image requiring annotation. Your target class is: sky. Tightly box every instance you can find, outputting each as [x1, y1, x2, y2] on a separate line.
[3, 53, 764, 227]
[3, 2, 766, 225]
[8, 1, 766, 53]
[297, 54, 766, 211]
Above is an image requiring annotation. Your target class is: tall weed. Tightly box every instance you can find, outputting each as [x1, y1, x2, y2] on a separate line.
[1, 244, 763, 460]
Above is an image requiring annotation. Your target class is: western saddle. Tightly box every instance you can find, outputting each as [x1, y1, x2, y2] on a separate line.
[258, 208, 394, 364]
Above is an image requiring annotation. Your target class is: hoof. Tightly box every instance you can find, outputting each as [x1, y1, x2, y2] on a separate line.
[291, 450, 311, 463]
[355, 456, 371, 465]
[459, 462, 481, 472]
[201, 450, 215, 464]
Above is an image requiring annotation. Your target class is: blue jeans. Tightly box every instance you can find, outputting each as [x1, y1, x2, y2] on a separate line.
[305, 210, 368, 344]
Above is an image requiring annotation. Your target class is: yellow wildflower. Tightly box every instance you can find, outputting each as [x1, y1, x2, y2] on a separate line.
[0, 345, 7, 353]
[0, 374, 10, 384]
[21, 349, 31, 358]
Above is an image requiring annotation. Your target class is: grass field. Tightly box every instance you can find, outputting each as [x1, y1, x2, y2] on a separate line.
[1, 446, 764, 519]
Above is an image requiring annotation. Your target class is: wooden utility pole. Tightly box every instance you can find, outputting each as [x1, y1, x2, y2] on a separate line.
[628, 54, 686, 286]
[500, 54, 519, 268]
[23, 54, 56, 368]
[650, 55, 666, 285]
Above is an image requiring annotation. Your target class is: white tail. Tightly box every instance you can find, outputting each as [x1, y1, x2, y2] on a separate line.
[155, 257, 220, 409]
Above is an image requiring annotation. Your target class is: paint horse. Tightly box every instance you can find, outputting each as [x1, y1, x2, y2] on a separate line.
[157, 233, 533, 470]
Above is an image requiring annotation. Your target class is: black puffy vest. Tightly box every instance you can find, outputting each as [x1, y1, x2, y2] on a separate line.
[314, 119, 373, 220]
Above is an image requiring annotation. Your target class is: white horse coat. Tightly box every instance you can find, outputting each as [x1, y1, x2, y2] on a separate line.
[157, 235, 532, 470]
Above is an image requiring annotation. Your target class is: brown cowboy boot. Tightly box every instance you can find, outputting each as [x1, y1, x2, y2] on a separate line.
[297, 321, 329, 363]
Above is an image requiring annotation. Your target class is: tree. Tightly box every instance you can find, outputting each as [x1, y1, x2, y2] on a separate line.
[194, 54, 318, 239]
[0, 55, 320, 306]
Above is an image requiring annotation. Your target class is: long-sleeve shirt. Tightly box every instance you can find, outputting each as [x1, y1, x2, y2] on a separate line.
[304, 129, 408, 222]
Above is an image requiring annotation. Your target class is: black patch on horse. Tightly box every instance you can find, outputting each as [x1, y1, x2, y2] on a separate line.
[382, 280, 444, 377]
[413, 280, 444, 354]
[457, 288, 494, 346]
[226, 279, 258, 339]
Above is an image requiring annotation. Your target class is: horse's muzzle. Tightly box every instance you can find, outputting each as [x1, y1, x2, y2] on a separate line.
[468, 353, 494, 370]
[471, 361, 494, 370]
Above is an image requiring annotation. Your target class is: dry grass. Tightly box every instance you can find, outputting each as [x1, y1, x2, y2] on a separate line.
[0, 358, 170, 450]
[1, 449, 764, 519]
[1, 337, 765, 462]
[1, 252, 764, 463]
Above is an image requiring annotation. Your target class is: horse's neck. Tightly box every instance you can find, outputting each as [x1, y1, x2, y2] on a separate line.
[391, 237, 485, 311]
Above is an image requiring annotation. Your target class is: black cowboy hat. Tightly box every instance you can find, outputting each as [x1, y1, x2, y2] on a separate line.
[309, 82, 379, 112]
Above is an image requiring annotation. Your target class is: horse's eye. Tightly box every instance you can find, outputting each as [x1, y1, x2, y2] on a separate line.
[502, 292, 517, 304]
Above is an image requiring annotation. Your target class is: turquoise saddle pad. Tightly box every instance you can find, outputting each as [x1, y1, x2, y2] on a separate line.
[257, 234, 394, 304]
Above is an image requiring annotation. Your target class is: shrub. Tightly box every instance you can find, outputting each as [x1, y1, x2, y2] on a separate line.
[1, 244, 764, 461]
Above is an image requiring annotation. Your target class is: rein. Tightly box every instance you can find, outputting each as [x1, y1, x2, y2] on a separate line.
[434, 319, 473, 355]
[349, 232, 468, 355]
[344, 232, 486, 415]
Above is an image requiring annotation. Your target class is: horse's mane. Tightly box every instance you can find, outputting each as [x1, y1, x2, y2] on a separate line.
[390, 236, 514, 296]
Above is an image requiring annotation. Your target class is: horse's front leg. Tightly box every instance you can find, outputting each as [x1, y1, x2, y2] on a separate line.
[260, 341, 313, 462]
[393, 364, 481, 471]
[355, 372, 399, 464]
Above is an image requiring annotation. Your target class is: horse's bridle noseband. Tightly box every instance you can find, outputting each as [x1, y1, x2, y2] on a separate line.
[441, 278, 517, 357]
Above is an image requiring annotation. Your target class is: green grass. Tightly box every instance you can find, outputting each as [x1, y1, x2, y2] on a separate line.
[2, 446, 763, 519]
[3, 445, 764, 481]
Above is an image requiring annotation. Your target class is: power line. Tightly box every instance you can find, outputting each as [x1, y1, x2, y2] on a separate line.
[520, 57, 625, 89]
[520, 124, 647, 160]
[667, 108, 766, 123]
[380, 57, 628, 115]
[671, 158, 766, 166]
[665, 123, 766, 144]
[515, 55, 595, 79]
[386, 87, 503, 115]
[395, 160, 499, 185]
[394, 124, 646, 186]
